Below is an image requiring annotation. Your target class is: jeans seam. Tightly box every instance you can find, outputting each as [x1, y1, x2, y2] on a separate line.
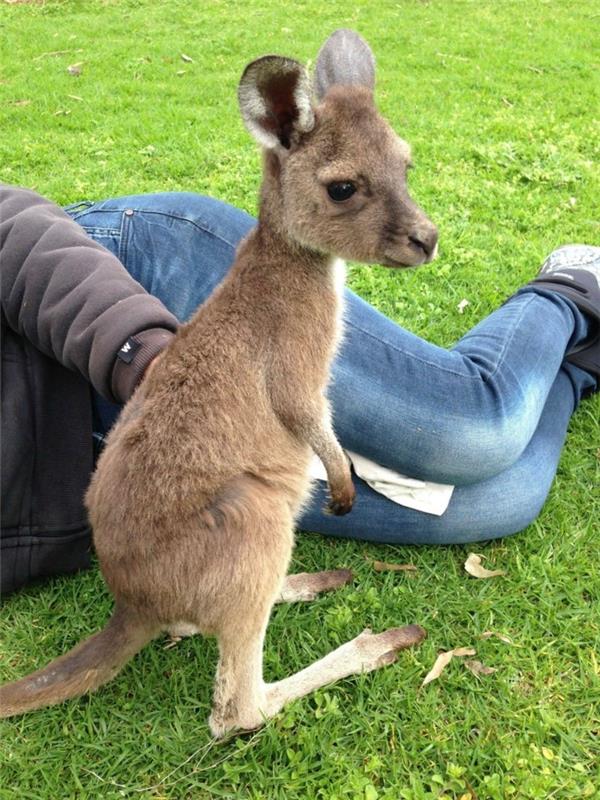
[344, 317, 482, 381]
[92, 207, 240, 251]
[118, 208, 130, 264]
[485, 294, 537, 383]
[80, 226, 121, 236]
[63, 200, 94, 219]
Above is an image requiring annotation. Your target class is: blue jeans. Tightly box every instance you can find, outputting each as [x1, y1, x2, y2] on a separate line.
[65, 193, 596, 545]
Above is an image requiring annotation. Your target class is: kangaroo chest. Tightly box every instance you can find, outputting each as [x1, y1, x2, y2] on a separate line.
[267, 257, 346, 386]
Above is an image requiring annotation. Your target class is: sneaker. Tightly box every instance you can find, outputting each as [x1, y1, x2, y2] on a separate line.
[530, 245, 600, 388]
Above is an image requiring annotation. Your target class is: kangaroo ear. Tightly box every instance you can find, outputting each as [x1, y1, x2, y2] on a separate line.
[238, 56, 315, 151]
[314, 29, 376, 101]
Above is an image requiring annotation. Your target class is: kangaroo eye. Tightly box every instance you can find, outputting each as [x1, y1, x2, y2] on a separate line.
[327, 181, 357, 202]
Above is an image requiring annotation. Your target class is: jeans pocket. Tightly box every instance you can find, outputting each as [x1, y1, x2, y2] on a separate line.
[63, 200, 95, 220]
[68, 205, 128, 261]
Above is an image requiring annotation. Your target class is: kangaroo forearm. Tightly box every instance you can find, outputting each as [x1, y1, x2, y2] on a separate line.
[302, 420, 355, 515]
[307, 424, 349, 486]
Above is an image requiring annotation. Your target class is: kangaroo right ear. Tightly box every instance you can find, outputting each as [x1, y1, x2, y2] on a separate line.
[238, 56, 315, 151]
[314, 29, 376, 101]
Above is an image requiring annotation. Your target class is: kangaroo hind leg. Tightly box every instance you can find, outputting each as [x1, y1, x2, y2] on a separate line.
[275, 569, 353, 603]
[262, 624, 427, 720]
[208, 613, 270, 739]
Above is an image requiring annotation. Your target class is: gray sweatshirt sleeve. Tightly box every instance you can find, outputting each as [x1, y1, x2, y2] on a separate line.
[0, 185, 178, 403]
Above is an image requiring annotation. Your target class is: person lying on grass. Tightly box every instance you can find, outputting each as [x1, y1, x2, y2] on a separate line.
[1, 184, 598, 595]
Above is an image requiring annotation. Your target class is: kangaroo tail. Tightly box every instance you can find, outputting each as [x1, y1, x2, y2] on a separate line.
[0, 605, 158, 718]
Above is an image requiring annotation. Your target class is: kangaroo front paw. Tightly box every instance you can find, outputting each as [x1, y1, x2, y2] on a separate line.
[326, 483, 356, 515]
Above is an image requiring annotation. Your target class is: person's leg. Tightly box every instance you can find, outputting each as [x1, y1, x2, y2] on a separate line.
[332, 287, 593, 485]
[66, 192, 596, 541]
[300, 366, 590, 543]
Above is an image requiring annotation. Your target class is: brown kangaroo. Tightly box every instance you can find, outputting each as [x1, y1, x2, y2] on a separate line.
[0, 30, 436, 736]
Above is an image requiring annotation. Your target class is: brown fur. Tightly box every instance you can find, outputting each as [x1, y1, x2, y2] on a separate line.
[0, 31, 431, 734]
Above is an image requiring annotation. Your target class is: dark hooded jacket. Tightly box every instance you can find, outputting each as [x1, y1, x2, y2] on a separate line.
[1, 186, 177, 594]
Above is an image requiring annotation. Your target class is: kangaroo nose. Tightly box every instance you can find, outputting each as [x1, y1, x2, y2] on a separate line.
[409, 224, 438, 261]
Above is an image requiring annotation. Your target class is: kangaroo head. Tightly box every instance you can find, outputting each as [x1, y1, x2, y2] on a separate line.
[238, 29, 438, 267]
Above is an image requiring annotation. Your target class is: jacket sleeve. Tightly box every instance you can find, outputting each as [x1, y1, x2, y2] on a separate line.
[0, 185, 179, 403]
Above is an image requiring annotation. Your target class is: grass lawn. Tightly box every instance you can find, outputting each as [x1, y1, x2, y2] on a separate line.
[1, 1, 599, 798]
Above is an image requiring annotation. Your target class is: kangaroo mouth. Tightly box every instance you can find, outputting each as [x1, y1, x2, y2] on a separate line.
[382, 238, 438, 268]
[381, 251, 426, 268]
[381, 255, 422, 268]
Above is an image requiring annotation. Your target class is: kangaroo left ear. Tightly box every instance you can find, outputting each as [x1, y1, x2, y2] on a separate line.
[238, 56, 315, 151]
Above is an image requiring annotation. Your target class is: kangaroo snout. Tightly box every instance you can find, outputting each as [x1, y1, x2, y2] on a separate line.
[383, 217, 439, 268]
[408, 220, 439, 264]
[383, 197, 439, 268]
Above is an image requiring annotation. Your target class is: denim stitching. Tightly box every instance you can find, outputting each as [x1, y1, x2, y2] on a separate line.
[118, 209, 130, 264]
[344, 316, 482, 381]
[485, 294, 537, 383]
[63, 201, 94, 219]
[91, 207, 241, 251]
[81, 226, 121, 236]
[346, 294, 541, 385]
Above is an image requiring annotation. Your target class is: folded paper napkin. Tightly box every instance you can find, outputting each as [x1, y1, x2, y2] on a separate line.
[308, 451, 454, 516]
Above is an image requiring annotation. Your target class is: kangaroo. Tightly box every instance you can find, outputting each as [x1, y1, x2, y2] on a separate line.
[0, 30, 436, 736]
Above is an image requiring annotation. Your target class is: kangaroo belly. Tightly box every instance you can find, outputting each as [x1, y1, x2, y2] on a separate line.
[99, 472, 296, 630]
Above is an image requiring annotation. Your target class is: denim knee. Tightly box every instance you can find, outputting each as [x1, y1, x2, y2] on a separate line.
[434, 366, 580, 487]
[424, 478, 549, 544]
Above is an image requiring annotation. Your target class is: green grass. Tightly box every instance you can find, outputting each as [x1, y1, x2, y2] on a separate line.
[1, 1, 599, 798]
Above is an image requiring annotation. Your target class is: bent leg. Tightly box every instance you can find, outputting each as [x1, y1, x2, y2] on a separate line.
[299, 368, 588, 544]
[68, 193, 595, 484]
[333, 288, 593, 485]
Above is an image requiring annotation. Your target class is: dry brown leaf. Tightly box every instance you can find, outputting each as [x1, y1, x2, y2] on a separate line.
[372, 560, 418, 573]
[464, 553, 506, 579]
[421, 647, 476, 686]
[422, 650, 453, 686]
[481, 630, 512, 644]
[464, 659, 497, 677]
